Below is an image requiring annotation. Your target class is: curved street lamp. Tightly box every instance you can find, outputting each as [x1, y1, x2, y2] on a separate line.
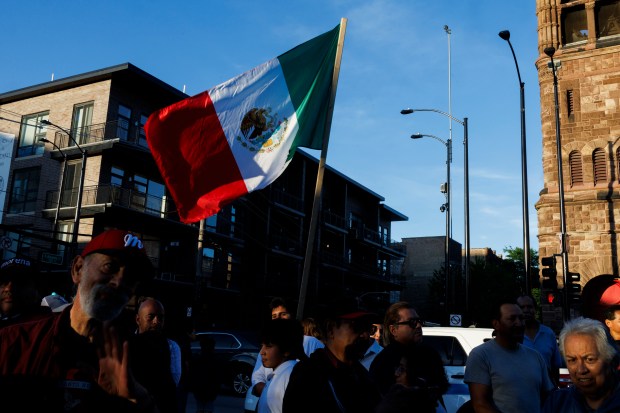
[402, 108, 470, 312]
[40, 120, 87, 246]
[410, 132, 451, 313]
[499, 30, 532, 294]
[39, 137, 66, 242]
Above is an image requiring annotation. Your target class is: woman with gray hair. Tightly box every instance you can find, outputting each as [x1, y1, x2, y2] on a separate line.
[543, 317, 620, 412]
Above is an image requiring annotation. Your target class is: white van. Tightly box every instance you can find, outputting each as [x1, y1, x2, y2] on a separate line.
[422, 327, 494, 413]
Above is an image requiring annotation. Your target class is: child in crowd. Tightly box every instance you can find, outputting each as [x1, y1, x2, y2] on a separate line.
[257, 318, 305, 413]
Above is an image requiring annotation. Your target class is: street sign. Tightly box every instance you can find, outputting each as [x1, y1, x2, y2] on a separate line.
[450, 314, 462, 327]
[41, 252, 63, 265]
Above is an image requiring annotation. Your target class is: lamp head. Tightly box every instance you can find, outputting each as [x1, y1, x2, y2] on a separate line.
[498, 30, 510, 41]
[401, 109, 414, 115]
[411, 134, 423, 140]
[40, 120, 51, 126]
[544, 47, 556, 58]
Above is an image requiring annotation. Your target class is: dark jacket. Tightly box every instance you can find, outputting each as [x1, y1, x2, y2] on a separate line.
[0, 306, 155, 413]
[283, 347, 381, 413]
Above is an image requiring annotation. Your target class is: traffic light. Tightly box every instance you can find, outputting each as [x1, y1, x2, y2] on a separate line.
[545, 290, 562, 307]
[541, 256, 558, 290]
[566, 272, 582, 303]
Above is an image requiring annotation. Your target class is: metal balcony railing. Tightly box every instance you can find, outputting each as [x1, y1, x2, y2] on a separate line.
[270, 234, 302, 255]
[45, 184, 172, 218]
[51, 120, 150, 150]
[322, 210, 347, 229]
[271, 188, 304, 212]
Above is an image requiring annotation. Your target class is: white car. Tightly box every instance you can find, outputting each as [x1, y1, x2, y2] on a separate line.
[422, 327, 494, 413]
[244, 326, 493, 413]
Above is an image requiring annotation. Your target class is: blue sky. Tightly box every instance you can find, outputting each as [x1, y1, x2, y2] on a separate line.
[2, 0, 543, 256]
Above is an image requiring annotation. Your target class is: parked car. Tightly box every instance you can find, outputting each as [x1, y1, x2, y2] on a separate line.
[422, 326, 494, 413]
[191, 330, 259, 397]
[244, 326, 493, 413]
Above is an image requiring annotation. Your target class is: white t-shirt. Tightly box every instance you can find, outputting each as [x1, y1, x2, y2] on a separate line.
[256, 359, 297, 413]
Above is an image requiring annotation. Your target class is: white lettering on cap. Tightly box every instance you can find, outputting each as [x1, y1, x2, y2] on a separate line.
[123, 234, 143, 250]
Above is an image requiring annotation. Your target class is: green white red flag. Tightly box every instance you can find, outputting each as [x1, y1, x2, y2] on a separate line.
[145, 23, 341, 223]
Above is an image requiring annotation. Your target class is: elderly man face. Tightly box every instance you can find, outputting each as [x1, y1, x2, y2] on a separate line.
[73, 252, 140, 322]
[564, 333, 611, 400]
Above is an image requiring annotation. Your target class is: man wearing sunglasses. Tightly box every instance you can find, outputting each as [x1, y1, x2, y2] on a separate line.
[369, 301, 426, 395]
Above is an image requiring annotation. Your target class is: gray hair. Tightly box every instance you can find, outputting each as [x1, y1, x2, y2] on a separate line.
[559, 317, 617, 365]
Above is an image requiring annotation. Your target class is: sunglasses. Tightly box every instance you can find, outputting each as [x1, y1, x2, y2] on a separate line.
[392, 318, 423, 328]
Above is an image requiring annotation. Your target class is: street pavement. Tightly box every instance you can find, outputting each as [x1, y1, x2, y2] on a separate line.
[185, 391, 246, 413]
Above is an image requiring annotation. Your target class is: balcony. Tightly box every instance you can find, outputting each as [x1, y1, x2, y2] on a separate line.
[271, 188, 304, 214]
[270, 234, 302, 257]
[347, 224, 406, 257]
[50, 120, 149, 151]
[45, 184, 172, 218]
[322, 210, 347, 232]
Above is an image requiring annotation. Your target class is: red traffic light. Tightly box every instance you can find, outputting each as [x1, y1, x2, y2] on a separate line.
[547, 292, 555, 304]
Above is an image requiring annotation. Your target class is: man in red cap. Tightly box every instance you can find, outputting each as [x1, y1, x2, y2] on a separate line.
[283, 309, 381, 413]
[0, 229, 157, 412]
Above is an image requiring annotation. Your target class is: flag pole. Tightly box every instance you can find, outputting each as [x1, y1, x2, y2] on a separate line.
[296, 18, 347, 320]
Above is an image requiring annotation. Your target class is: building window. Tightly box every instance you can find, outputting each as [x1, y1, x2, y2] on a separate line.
[18, 112, 48, 157]
[138, 114, 149, 148]
[567, 90, 575, 119]
[596, 0, 620, 38]
[63, 161, 83, 207]
[71, 102, 93, 145]
[0, 231, 32, 261]
[111, 166, 125, 187]
[562, 5, 588, 45]
[569, 150, 583, 186]
[617, 148, 620, 183]
[593, 148, 608, 185]
[117, 104, 132, 140]
[8, 167, 40, 213]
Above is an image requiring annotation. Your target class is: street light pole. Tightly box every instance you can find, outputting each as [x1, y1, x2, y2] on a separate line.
[499, 30, 532, 295]
[401, 108, 470, 311]
[41, 120, 87, 246]
[544, 46, 570, 321]
[39, 138, 66, 242]
[411, 133, 451, 313]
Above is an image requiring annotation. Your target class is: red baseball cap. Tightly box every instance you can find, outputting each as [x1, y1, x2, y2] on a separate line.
[81, 230, 154, 275]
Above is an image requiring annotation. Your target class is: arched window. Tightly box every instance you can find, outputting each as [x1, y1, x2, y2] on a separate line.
[569, 151, 583, 186]
[593, 148, 607, 185]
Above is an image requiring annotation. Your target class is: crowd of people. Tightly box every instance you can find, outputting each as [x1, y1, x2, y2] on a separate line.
[2, 228, 620, 412]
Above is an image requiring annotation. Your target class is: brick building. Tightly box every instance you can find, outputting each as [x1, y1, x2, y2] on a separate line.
[535, 0, 620, 312]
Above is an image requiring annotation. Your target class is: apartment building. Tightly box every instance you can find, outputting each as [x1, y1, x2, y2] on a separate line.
[0, 63, 406, 328]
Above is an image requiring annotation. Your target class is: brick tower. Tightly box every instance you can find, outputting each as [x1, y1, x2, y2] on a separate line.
[535, 0, 620, 312]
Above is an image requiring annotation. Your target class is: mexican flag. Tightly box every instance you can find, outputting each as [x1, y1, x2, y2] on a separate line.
[146, 23, 342, 223]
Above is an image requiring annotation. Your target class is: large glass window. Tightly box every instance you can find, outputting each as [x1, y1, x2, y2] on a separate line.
[18, 112, 48, 157]
[117, 104, 132, 140]
[8, 167, 40, 213]
[62, 161, 83, 207]
[597, 1, 620, 38]
[71, 102, 93, 145]
[562, 5, 588, 45]
[129, 173, 165, 216]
